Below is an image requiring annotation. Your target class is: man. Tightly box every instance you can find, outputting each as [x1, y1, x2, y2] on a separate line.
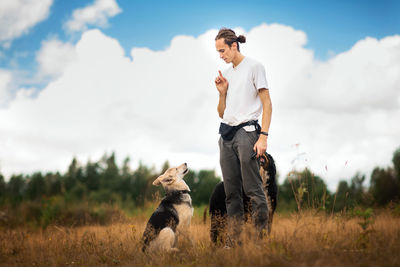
[214, 28, 272, 245]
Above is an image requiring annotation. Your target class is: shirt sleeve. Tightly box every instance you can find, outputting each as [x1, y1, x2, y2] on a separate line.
[253, 63, 268, 90]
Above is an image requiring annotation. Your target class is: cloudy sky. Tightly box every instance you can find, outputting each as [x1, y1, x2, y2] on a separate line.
[0, 0, 399, 190]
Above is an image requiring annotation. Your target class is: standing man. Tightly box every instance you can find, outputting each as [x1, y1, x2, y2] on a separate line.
[214, 28, 272, 245]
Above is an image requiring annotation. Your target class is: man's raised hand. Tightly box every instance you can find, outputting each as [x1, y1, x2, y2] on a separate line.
[215, 70, 228, 95]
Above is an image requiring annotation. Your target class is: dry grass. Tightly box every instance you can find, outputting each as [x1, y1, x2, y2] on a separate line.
[1, 210, 399, 266]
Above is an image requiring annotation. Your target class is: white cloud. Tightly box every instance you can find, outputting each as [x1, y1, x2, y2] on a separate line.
[65, 0, 122, 32]
[0, 0, 53, 45]
[0, 24, 399, 191]
[0, 69, 12, 106]
[36, 38, 77, 79]
[0, 29, 222, 176]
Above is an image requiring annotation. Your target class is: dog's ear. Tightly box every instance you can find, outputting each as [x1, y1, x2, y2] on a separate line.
[161, 176, 175, 185]
[152, 176, 162, 186]
[264, 154, 269, 165]
[152, 175, 175, 186]
[260, 154, 269, 170]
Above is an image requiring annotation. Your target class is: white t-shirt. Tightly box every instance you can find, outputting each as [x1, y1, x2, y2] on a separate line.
[222, 56, 268, 131]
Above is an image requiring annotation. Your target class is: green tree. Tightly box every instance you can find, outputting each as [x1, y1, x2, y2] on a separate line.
[184, 170, 196, 193]
[349, 173, 367, 206]
[100, 152, 120, 191]
[120, 156, 132, 202]
[70, 181, 87, 200]
[369, 167, 399, 206]
[130, 163, 156, 205]
[333, 180, 350, 212]
[0, 173, 5, 204]
[84, 160, 101, 191]
[6, 175, 25, 205]
[44, 172, 62, 196]
[64, 157, 83, 192]
[278, 177, 298, 211]
[334, 173, 368, 212]
[393, 147, 400, 180]
[26, 172, 46, 200]
[122, 157, 132, 176]
[279, 168, 329, 211]
[191, 170, 221, 206]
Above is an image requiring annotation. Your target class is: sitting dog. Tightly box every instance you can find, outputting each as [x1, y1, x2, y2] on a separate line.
[141, 163, 193, 252]
[209, 152, 277, 244]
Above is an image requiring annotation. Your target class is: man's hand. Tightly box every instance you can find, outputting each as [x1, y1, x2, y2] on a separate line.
[253, 134, 267, 158]
[215, 70, 228, 95]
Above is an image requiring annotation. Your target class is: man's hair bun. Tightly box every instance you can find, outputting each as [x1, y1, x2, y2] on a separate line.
[215, 28, 246, 51]
[237, 35, 246, 43]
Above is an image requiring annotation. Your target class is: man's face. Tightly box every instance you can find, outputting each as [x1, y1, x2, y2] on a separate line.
[215, 38, 236, 64]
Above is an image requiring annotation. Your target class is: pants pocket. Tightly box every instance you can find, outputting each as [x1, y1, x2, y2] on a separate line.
[244, 130, 259, 145]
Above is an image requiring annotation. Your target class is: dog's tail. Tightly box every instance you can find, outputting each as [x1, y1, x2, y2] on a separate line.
[141, 224, 156, 252]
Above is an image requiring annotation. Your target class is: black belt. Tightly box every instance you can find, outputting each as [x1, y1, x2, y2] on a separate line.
[219, 120, 260, 141]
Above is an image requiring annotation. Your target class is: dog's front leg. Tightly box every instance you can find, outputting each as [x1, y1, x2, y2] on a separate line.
[177, 228, 194, 248]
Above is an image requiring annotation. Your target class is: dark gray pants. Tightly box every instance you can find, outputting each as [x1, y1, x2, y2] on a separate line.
[219, 128, 268, 236]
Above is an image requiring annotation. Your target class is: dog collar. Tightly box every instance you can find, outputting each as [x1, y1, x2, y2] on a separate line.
[166, 189, 190, 196]
[176, 190, 190, 195]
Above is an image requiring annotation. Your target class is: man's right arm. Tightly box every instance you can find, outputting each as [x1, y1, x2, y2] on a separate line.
[215, 70, 228, 118]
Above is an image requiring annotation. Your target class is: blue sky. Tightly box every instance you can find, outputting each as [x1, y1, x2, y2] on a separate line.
[0, 0, 399, 189]
[2, 0, 399, 75]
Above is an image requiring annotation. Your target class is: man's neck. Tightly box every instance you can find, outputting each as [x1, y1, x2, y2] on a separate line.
[232, 53, 244, 68]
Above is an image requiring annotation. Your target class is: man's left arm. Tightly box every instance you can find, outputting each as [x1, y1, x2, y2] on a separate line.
[253, 88, 272, 158]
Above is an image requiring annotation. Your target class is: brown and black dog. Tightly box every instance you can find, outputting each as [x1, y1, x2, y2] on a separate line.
[209, 153, 277, 244]
[141, 163, 193, 252]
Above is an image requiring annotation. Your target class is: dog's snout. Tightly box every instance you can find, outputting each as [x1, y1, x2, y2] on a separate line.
[184, 163, 187, 166]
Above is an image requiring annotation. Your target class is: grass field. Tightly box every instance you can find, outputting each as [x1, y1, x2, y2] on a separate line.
[1, 208, 399, 266]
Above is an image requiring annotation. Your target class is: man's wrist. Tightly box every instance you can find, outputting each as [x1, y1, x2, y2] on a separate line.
[258, 134, 268, 140]
[260, 131, 268, 137]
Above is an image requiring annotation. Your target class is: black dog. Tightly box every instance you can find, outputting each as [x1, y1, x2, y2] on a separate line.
[209, 152, 277, 244]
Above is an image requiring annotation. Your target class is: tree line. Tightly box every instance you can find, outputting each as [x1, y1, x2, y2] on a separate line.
[0, 147, 399, 212]
[0, 153, 221, 209]
[278, 147, 400, 212]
